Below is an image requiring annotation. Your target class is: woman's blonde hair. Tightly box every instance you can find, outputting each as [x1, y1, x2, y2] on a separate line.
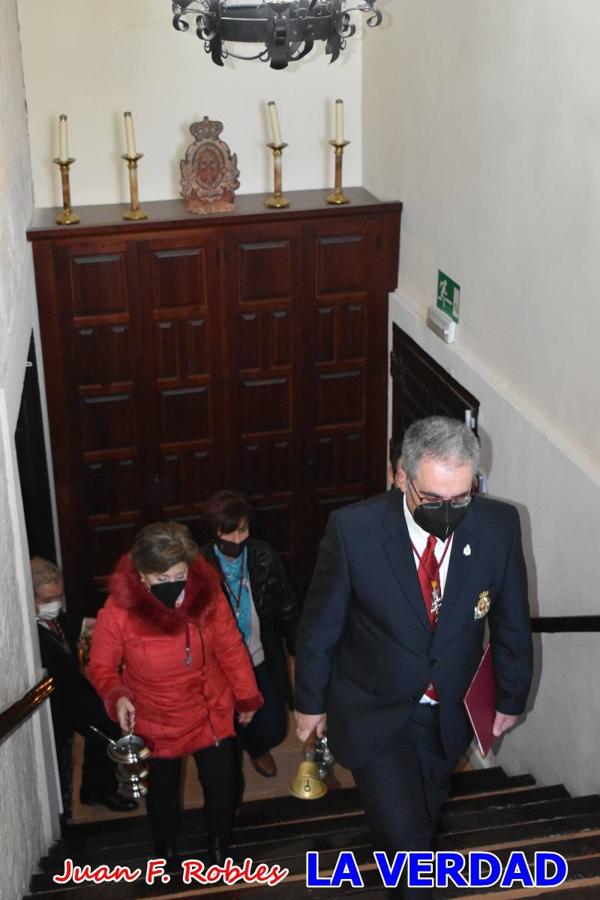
[131, 522, 198, 574]
[31, 557, 62, 595]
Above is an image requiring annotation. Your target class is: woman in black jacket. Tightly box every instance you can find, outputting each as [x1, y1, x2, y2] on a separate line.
[201, 490, 299, 778]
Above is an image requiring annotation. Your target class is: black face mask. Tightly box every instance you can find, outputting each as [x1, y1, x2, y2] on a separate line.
[412, 501, 469, 542]
[150, 581, 184, 609]
[216, 537, 248, 559]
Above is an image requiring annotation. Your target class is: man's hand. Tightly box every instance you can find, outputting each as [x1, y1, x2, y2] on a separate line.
[294, 711, 327, 742]
[237, 710, 256, 726]
[492, 711, 519, 738]
[116, 696, 136, 733]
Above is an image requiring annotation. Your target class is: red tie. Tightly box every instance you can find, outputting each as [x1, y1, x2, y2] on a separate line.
[49, 619, 67, 645]
[417, 533, 440, 701]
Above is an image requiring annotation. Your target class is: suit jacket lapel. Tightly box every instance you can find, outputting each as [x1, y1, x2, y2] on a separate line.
[382, 493, 432, 633]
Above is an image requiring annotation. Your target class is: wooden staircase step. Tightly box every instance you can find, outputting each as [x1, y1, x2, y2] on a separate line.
[27, 770, 600, 900]
[38, 812, 368, 874]
[449, 769, 534, 796]
[444, 785, 570, 814]
[56, 768, 525, 847]
[58, 788, 363, 842]
[438, 809, 600, 851]
[41, 779, 558, 871]
[536, 884, 600, 898]
[39, 796, 599, 878]
[440, 796, 600, 835]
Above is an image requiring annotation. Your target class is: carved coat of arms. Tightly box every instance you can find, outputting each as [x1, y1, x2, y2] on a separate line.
[180, 117, 240, 214]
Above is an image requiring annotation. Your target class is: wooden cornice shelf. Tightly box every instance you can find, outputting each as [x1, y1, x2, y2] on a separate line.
[28, 187, 402, 241]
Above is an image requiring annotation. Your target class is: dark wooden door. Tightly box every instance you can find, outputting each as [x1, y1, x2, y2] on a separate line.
[300, 217, 386, 583]
[30, 192, 401, 612]
[222, 223, 304, 567]
[45, 237, 144, 607]
[136, 232, 226, 537]
[390, 324, 480, 454]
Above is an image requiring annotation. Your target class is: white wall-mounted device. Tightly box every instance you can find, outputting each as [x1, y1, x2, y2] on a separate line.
[426, 305, 456, 344]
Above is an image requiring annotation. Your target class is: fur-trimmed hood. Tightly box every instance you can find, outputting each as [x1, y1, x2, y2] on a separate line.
[107, 553, 222, 635]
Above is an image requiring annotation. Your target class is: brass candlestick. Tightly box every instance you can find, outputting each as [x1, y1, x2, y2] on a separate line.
[121, 153, 147, 220]
[326, 140, 351, 206]
[266, 143, 290, 209]
[53, 158, 80, 225]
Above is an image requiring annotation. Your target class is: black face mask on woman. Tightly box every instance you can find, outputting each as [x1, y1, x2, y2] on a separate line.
[412, 501, 469, 542]
[150, 581, 184, 609]
[216, 537, 248, 559]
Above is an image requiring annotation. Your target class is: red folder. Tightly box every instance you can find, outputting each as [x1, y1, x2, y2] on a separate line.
[463, 643, 496, 757]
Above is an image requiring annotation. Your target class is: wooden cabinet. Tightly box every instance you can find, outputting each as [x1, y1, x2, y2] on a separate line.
[28, 188, 401, 612]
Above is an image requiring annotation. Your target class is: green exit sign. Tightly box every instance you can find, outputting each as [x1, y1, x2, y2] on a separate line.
[437, 271, 460, 323]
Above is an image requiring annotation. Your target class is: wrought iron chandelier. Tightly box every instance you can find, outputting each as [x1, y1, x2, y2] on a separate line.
[172, 1, 383, 70]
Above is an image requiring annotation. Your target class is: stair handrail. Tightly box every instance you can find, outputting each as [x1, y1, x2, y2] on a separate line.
[0, 674, 54, 745]
[531, 615, 600, 633]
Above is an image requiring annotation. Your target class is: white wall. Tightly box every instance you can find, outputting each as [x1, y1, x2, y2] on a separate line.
[0, 1, 61, 896]
[365, 0, 600, 468]
[17, 0, 363, 207]
[365, 2, 600, 794]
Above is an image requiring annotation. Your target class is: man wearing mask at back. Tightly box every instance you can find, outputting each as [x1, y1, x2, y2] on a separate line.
[294, 417, 533, 899]
[32, 557, 136, 818]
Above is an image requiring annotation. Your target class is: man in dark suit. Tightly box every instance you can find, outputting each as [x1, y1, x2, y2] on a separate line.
[294, 417, 533, 898]
[32, 557, 137, 817]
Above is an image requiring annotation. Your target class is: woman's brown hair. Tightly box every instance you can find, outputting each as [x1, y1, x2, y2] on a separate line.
[131, 522, 198, 574]
[202, 490, 251, 539]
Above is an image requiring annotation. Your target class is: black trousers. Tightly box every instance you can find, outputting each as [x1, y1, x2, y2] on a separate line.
[54, 681, 121, 813]
[146, 737, 238, 847]
[75, 690, 121, 798]
[237, 662, 287, 759]
[351, 704, 456, 900]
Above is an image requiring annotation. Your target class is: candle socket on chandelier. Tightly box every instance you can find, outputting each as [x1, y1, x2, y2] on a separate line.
[121, 153, 148, 220]
[326, 140, 351, 206]
[53, 158, 80, 225]
[266, 143, 290, 209]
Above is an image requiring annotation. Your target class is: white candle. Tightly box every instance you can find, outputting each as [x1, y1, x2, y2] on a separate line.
[335, 99, 344, 144]
[267, 101, 282, 146]
[58, 114, 69, 162]
[123, 111, 137, 158]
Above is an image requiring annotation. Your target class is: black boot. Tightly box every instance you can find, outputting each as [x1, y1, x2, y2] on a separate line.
[80, 789, 137, 812]
[207, 836, 229, 866]
[154, 842, 182, 874]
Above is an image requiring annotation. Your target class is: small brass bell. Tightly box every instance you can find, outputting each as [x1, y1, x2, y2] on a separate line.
[289, 733, 334, 800]
[289, 761, 328, 800]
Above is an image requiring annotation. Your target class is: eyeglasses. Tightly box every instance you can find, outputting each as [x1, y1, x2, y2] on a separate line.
[408, 480, 473, 510]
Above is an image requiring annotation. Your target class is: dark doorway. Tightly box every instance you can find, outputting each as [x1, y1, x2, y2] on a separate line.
[15, 333, 56, 563]
[390, 324, 480, 456]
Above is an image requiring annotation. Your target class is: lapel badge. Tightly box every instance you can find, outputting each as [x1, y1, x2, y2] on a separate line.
[463, 544, 471, 556]
[474, 591, 490, 620]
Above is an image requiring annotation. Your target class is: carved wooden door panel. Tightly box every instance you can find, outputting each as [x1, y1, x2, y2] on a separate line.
[136, 232, 226, 538]
[45, 238, 144, 605]
[31, 194, 401, 611]
[300, 217, 386, 583]
[222, 224, 304, 566]
[390, 324, 479, 453]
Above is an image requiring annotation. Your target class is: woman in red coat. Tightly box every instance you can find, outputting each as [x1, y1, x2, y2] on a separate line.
[87, 522, 263, 868]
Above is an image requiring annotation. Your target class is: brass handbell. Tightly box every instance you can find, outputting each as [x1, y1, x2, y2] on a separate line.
[290, 760, 328, 800]
[289, 733, 334, 800]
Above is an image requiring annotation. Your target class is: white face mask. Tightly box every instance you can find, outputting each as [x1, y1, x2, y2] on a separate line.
[37, 600, 63, 620]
